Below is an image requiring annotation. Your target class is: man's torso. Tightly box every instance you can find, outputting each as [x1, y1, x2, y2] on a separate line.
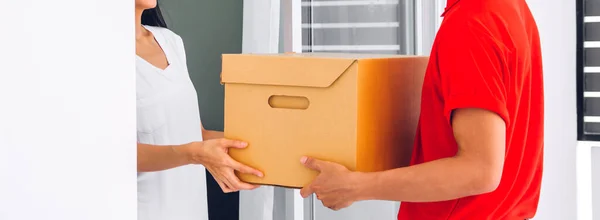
[398, 0, 544, 219]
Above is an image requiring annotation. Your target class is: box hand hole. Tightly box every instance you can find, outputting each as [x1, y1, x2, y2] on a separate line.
[268, 95, 310, 110]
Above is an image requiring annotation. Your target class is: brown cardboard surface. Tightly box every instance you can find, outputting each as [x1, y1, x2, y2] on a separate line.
[222, 53, 429, 188]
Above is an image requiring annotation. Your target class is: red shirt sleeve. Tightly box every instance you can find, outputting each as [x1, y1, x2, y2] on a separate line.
[437, 20, 510, 126]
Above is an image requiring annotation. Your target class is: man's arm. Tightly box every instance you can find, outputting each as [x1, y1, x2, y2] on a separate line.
[300, 108, 506, 208]
[356, 108, 506, 202]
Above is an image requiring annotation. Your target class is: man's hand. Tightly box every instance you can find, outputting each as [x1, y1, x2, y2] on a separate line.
[299, 156, 360, 211]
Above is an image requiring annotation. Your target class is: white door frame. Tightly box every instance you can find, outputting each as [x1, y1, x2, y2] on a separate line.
[414, 0, 445, 55]
[282, 0, 302, 54]
[576, 141, 597, 220]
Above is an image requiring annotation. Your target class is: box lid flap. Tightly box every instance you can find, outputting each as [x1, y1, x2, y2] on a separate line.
[221, 54, 357, 88]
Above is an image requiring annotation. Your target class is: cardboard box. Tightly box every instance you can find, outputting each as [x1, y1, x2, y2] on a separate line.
[221, 53, 428, 188]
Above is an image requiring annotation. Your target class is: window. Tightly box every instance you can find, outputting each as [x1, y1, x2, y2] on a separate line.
[301, 0, 415, 55]
[578, 0, 600, 141]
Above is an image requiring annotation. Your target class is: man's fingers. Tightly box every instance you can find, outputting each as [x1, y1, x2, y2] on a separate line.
[230, 160, 264, 177]
[300, 156, 324, 172]
[220, 139, 248, 149]
[300, 183, 315, 198]
[299, 157, 322, 198]
[321, 200, 334, 210]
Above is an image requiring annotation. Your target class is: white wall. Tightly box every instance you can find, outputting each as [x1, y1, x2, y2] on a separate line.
[0, 1, 136, 220]
[527, 0, 578, 219]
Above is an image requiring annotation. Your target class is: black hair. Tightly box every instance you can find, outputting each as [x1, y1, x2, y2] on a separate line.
[141, 4, 168, 28]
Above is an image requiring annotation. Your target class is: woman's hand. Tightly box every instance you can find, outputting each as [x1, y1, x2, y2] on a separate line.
[182, 138, 263, 193]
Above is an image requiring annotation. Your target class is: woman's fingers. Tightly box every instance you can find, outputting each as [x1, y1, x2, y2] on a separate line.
[215, 179, 233, 193]
[229, 159, 264, 177]
[219, 176, 237, 193]
[205, 149, 262, 192]
[207, 167, 234, 193]
[219, 139, 248, 149]
[225, 171, 258, 190]
[220, 173, 239, 192]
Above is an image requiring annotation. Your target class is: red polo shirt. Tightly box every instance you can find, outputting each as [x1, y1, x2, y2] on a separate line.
[397, 0, 544, 219]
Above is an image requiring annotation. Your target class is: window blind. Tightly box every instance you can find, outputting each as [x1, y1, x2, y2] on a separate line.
[579, 0, 600, 139]
[301, 0, 413, 54]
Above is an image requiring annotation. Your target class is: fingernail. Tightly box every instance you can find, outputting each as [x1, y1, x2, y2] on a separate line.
[241, 142, 248, 147]
[300, 156, 308, 164]
[257, 172, 264, 178]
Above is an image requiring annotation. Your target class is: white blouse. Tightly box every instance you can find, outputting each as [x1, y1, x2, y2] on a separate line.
[136, 25, 208, 220]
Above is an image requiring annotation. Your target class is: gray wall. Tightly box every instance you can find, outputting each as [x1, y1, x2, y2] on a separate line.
[161, 0, 242, 131]
[160, 1, 243, 220]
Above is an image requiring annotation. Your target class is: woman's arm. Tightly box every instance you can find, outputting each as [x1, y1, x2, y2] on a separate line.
[137, 124, 222, 172]
[201, 124, 224, 140]
[137, 143, 191, 172]
[137, 137, 264, 192]
[138, 124, 223, 172]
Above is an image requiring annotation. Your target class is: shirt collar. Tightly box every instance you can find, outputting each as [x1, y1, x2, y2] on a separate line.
[442, 0, 461, 16]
